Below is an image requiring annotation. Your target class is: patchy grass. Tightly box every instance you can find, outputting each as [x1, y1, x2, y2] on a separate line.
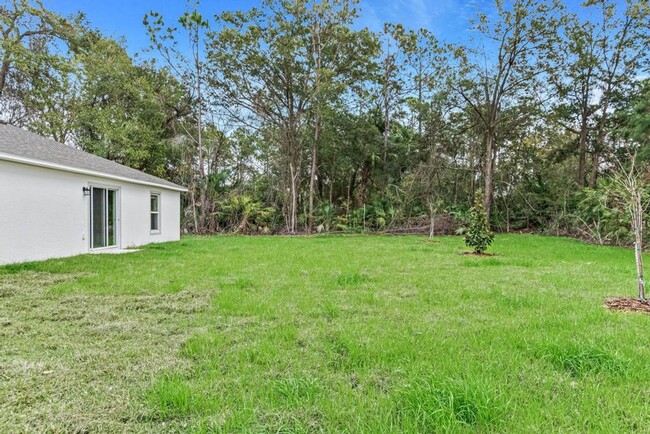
[2, 234, 650, 432]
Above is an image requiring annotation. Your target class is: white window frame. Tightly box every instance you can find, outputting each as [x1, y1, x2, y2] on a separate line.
[150, 192, 161, 234]
[89, 183, 121, 251]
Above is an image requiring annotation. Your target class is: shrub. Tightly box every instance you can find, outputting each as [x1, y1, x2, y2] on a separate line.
[465, 191, 494, 254]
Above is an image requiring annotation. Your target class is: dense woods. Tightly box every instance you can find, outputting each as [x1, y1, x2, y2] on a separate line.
[1, 0, 648, 242]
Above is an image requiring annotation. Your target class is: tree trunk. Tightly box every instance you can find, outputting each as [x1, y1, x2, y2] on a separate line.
[289, 161, 298, 234]
[195, 24, 206, 232]
[0, 58, 10, 98]
[382, 50, 391, 162]
[234, 214, 249, 234]
[383, 97, 389, 162]
[589, 149, 599, 188]
[577, 114, 588, 187]
[417, 57, 423, 138]
[483, 129, 495, 220]
[633, 197, 646, 301]
[308, 139, 317, 233]
[429, 204, 435, 240]
[357, 165, 369, 208]
[308, 25, 322, 234]
[189, 180, 199, 231]
[591, 88, 610, 188]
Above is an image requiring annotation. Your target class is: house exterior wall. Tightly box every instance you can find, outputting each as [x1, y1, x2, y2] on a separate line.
[0, 159, 181, 265]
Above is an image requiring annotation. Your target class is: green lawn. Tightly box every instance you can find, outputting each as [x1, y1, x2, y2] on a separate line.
[2, 235, 650, 432]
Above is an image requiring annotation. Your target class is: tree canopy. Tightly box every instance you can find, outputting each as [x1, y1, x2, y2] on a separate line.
[2, 0, 648, 239]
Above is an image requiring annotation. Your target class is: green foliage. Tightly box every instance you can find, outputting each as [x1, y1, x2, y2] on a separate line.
[73, 38, 188, 178]
[575, 180, 632, 245]
[615, 78, 650, 156]
[315, 203, 336, 232]
[464, 191, 494, 254]
[218, 195, 276, 234]
[3, 0, 649, 240]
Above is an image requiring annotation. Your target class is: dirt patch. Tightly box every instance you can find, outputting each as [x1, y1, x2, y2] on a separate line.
[604, 297, 650, 314]
[461, 251, 496, 257]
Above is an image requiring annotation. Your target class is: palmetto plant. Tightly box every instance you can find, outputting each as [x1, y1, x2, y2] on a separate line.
[221, 195, 275, 234]
[315, 203, 336, 232]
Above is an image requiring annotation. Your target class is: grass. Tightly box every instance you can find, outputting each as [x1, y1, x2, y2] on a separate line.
[1, 234, 650, 432]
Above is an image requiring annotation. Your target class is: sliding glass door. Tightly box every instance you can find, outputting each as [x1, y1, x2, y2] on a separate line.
[91, 187, 117, 249]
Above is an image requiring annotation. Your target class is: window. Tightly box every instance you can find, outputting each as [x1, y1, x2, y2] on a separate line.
[150, 193, 160, 232]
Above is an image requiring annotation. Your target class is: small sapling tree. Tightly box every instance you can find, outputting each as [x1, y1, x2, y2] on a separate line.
[610, 153, 649, 302]
[427, 197, 445, 240]
[465, 191, 494, 254]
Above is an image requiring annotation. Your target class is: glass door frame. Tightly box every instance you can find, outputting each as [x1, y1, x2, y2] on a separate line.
[89, 184, 120, 250]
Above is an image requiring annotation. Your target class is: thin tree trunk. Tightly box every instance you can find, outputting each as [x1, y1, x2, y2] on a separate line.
[578, 114, 588, 187]
[308, 27, 322, 234]
[429, 204, 435, 240]
[195, 23, 206, 232]
[309, 134, 318, 233]
[190, 180, 199, 231]
[357, 165, 369, 208]
[417, 58, 423, 139]
[633, 197, 645, 301]
[289, 161, 298, 234]
[382, 48, 391, 162]
[589, 150, 599, 188]
[483, 129, 495, 220]
[383, 96, 389, 162]
[591, 71, 612, 188]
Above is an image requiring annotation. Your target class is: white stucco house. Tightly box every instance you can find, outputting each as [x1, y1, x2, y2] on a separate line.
[0, 123, 186, 265]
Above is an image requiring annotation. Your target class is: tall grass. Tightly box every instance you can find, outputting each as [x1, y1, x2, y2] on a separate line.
[1, 234, 649, 432]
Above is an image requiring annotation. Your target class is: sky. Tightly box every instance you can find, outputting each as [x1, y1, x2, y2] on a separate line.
[42, 0, 606, 57]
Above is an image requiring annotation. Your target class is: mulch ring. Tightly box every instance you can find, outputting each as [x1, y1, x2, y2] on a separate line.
[460, 251, 496, 257]
[604, 297, 650, 314]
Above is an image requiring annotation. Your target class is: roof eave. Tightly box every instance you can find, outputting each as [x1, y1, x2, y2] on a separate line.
[0, 152, 188, 192]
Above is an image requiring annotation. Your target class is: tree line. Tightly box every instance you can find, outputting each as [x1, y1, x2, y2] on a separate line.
[1, 0, 648, 242]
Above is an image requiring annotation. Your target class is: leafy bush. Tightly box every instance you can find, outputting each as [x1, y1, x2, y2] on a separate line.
[464, 191, 494, 254]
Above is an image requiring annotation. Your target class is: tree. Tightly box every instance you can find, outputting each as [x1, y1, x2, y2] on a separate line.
[548, 12, 600, 187]
[451, 0, 563, 220]
[144, 3, 211, 232]
[303, 0, 377, 233]
[615, 78, 650, 153]
[465, 191, 494, 254]
[207, 3, 311, 233]
[72, 36, 190, 179]
[588, 0, 648, 188]
[0, 0, 85, 133]
[610, 153, 648, 301]
[207, 0, 376, 233]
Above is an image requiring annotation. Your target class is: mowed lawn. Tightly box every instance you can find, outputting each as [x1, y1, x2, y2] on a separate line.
[2, 235, 650, 433]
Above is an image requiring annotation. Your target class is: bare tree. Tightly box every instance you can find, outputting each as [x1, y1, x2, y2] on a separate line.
[611, 152, 649, 301]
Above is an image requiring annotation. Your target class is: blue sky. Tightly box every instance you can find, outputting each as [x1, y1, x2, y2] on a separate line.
[43, 0, 602, 56]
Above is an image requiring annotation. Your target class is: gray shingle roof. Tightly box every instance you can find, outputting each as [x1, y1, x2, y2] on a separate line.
[0, 124, 185, 191]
